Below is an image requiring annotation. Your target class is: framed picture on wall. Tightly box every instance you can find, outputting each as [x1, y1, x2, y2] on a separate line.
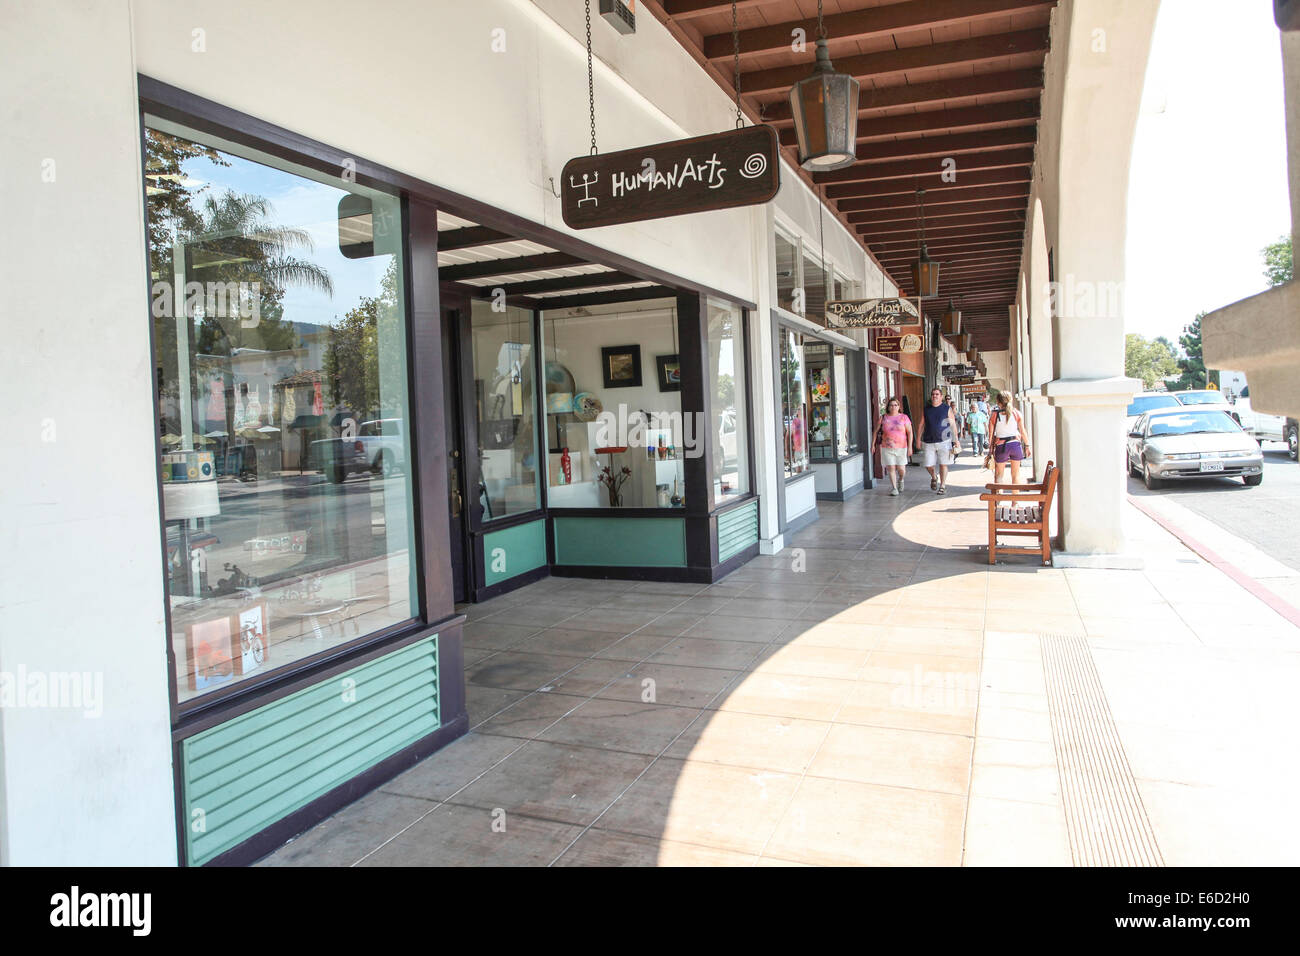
[601, 345, 642, 388]
[655, 354, 681, 392]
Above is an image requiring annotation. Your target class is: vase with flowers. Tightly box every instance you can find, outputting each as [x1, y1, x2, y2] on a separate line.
[598, 464, 632, 507]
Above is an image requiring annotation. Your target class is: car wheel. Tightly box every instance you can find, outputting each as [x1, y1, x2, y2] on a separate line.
[1127, 452, 1139, 477]
[1288, 426, 1298, 461]
[1143, 462, 1162, 490]
[328, 464, 346, 484]
[380, 453, 396, 478]
[1243, 473, 1263, 487]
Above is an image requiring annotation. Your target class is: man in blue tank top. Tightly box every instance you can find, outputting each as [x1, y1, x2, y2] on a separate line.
[915, 387, 960, 494]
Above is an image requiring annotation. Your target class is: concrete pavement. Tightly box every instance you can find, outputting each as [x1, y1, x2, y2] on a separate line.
[262, 456, 1300, 866]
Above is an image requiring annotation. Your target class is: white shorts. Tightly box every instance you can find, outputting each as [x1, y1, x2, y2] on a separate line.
[922, 441, 953, 467]
[881, 447, 908, 467]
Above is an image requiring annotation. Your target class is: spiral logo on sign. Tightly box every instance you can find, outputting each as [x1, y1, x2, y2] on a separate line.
[738, 152, 768, 179]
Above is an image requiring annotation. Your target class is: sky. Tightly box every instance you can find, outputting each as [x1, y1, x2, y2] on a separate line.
[1125, 0, 1291, 344]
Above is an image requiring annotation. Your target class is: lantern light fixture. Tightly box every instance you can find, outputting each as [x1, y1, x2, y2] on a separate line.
[909, 189, 941, 298]
[941, 298, 962, 337]
[786, 0, 860, 172]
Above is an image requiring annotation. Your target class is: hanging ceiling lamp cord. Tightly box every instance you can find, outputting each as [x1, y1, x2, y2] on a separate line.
[586, 0, 597, 155]
[732, 2, 743, 128]
[817, 0, 827, 40]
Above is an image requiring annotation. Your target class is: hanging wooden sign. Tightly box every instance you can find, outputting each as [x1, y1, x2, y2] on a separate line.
[876, 332, 923, 355]
[561, 125, 780, 229]
[826, 297, 921, 329]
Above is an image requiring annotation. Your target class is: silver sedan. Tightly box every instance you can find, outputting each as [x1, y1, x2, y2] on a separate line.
[1127, 407, 1264, 490]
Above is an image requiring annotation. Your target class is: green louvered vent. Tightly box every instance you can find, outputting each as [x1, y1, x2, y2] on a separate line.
[182, 635, 439, 866]
[717, 500, 759, 562]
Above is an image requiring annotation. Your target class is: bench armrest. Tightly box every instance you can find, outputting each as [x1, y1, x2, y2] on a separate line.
[980, 492, 1049, 503]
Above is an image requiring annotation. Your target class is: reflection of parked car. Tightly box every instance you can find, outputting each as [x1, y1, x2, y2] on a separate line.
[311, 418, 405, 482]
[1287, 418, 1298, 461]
[1127, 407, 1264, 489]
[719, 409, 737, 465]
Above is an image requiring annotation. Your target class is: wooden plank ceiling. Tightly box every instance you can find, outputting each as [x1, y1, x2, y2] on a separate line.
[641, 0, 1057, 352]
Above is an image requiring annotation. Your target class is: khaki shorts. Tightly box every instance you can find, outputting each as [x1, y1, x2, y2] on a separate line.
[881, 447, 908, 467]
[922, 441, 953, 467]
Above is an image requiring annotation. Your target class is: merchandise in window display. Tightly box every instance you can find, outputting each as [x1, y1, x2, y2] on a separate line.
[811, 405, 831, 443]
[810, 368, 831, 403]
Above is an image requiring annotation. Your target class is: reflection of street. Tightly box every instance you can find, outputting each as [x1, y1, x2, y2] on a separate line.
[1127, 444, 1300, 572]
[182, 472, 409, 593]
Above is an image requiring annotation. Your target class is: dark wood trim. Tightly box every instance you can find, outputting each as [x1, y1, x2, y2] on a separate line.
[498, 271, 639, 296]
[551, 564, 714, 584]
[710, 492, 759, 517]
[409, 198, 455, 624]
[771, 308, 788, 535]
[548, 506, 689, 519]
[677, 291, 714, 573]
[474, 508, 549, 535]
[437, 225, 514, 251]
[784, 502, 821, 536]
[711, 541, 761, 580]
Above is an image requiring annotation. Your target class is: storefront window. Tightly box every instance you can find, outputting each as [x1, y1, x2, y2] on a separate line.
[707, 299, 749, 501]
[803, 252, 827, 321]
[835, 347, 859, 456]
[471, 302, 539, 520]
[145, 118, 416, 704]
[539, 299, 685, 508]
[781, 328, 809, 478]
[775, 232, 799, 314]
[805, 341, 833, 461]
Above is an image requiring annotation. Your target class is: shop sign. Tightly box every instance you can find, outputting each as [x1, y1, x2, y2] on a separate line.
[943, 364, 977, 379]
[876, 332, 923, 354]
[561, 125, 780, 229]
[826, 297, 921, 329]
[948, 376, 976, 385]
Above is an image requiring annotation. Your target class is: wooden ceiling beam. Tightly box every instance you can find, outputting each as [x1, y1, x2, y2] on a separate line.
[852, 125, 1037, 163]
[855, 213, 1026, 235]
[815, 147, 1034, 187]
[741, 28, 1049, 95]
[836, 184, 1031, 213]
[439, 252, 587, 282]
[826, 166, 1032, 199]
[764, 68, 1045, 124]
[703, 0, 1054, 60]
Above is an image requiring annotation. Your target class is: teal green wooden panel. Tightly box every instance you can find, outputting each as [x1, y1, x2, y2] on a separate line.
[182, 636, 439, 865]
[553, 516, 686, 568]
[482, 518, 548, 586]
[717, 500, 759, 562]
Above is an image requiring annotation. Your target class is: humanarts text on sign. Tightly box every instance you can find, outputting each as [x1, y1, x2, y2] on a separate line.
[561, 125, 780, 229]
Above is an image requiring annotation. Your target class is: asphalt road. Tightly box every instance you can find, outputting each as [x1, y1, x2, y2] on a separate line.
[1127, 442, 1300, 573]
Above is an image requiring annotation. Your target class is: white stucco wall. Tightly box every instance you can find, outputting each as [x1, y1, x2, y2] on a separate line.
[0, 0, 178, 866]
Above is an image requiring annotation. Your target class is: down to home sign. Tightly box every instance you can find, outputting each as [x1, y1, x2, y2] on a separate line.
[561, 126, 780, 229]
[825, 297, 922, 329]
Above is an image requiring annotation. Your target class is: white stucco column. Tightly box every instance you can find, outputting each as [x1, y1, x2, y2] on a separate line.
[1039, 0, 1159, 561]
[751, 204, 784, 554]
[0, 0, 178, 864]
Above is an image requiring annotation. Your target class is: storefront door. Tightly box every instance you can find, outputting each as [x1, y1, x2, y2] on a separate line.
[441, 305, 468, 602]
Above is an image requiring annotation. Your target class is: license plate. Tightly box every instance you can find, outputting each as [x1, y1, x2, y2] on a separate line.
[1199, 460, 1224, 472]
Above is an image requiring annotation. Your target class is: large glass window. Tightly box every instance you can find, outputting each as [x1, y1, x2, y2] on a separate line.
[803, 252, 827, 321]
[835, 347, 859, 457]
[781, 328, 809, 478]
[471, 302, 539, 521]
[539, 299, 685, 508]
[707, 299, 750, 501]
[145, 118, 416, 704]
[775, 232, 800, 314]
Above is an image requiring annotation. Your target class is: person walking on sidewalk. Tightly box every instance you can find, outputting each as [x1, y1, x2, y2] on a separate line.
[966, 402, 988, 456]
[916, 387, 960, 494]
[989, 392, 1031, 484]
[872, 397, 913, 496]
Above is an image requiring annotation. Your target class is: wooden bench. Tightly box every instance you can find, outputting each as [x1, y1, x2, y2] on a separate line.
[979, 461, 1060, 566]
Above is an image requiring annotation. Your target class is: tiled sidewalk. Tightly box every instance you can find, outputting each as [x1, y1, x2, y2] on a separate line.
[264, 457, 1300, 866]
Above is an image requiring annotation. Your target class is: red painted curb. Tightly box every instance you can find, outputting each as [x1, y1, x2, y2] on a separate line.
[1127, 495, 1300, 630]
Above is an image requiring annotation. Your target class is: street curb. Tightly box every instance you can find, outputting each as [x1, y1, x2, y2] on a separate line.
[1126, 494, 1300, 629]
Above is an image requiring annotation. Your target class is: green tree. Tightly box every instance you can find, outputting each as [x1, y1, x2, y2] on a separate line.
[1125, 333, 1179, 389]
[1263, 235, 1293, 287]
[323, 260, 402, 419]
[1170, 312, 1218, 391]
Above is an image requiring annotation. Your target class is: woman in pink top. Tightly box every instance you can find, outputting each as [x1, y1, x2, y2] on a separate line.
[872, 397, 914, 496]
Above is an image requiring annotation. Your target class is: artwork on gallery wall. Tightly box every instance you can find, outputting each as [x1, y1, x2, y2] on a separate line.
[237, 602, 269, 677]
[186, 616, 236, 691]
[655, 354, 681, 392]
[811, 405, 831, 443]
[601, 345, 643, 389]
[810, 367, 831, 403]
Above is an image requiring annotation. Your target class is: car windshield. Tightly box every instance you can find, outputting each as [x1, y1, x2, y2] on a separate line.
[1176, 391, 1222, 405]
[1127, 395, 1181, 416]
[1147, 411, 1241, 437]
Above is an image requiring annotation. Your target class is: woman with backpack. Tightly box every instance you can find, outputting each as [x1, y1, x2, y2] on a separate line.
[988, 392, 1031, 484]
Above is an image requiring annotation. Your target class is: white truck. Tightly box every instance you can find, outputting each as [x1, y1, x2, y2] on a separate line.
[1218, 371, 1288, 444]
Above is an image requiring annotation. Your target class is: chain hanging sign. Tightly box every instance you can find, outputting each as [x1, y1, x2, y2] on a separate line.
[826, 297, 921, 329]
[561, 125, 780, 230]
